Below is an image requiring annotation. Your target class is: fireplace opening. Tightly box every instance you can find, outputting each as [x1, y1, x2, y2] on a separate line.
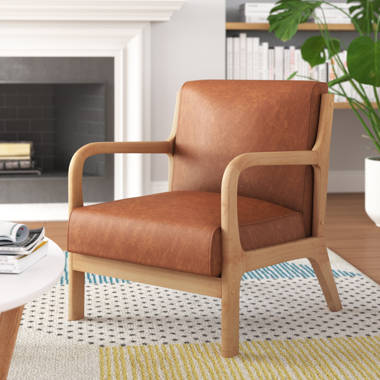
[0, 83, 106, 177]
[0, 57, 114, 204]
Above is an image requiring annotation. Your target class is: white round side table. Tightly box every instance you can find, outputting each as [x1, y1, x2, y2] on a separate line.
[0, 238, 64, 379]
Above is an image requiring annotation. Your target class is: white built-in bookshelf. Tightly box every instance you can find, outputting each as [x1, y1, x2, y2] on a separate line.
[225, 22, 375, 109]
[226, 22, 356, 31]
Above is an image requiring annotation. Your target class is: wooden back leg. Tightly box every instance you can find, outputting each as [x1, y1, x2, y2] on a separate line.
[309, 248, 342, 312]
[68, 252, 85, 321]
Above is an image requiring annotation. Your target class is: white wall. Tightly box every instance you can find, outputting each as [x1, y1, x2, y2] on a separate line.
[150, 0, 373, 193]
[150, 0, 226, 183]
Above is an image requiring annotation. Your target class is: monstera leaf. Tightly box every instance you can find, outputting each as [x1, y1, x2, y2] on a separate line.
[348, 0, 380, 34]
[268, 0, 322, 41]
[347, 36, 380, 85]
[301, 36, 341, 67]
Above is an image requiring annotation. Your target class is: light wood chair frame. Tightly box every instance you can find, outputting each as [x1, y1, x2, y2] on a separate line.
[68, 92, 342, 358]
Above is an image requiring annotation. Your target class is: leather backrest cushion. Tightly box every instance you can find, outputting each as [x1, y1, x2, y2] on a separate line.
[171, 80, 328, 236]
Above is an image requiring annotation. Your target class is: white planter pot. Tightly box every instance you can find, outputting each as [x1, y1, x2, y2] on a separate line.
[365, 156, 380, 227]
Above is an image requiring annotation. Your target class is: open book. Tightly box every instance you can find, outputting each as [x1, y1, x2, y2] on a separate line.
[0, 221, 29, 245]
[0, 223, 45, 255]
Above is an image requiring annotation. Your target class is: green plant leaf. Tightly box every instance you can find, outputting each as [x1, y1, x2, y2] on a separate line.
[268, 0, 322, 41]
[328, 73, 351, 87]
[347, 0, 380, 35]
[286, 71, 298, 80]
[347, 36, 380, 85]
[301, 36, 340, 67]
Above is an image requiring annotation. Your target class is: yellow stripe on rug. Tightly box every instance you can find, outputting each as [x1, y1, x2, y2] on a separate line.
[99, 335, 380, 380]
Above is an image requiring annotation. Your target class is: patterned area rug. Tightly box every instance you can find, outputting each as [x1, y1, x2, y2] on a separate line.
[9, 250, 380, 379]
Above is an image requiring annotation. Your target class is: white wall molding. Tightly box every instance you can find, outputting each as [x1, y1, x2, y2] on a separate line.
[0, 1, 186, 21]
[5, 172, 362, 222]
[0, 21, 151, 200]
[151, 172, 365, 196]
[151, 180, 169, 194]
[0, 1, 185, 219]
[0, 203, 99, 222]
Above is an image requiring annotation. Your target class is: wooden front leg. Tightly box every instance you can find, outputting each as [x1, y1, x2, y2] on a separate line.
[68, 253, 85, 321]
[0, 306, 24, 380]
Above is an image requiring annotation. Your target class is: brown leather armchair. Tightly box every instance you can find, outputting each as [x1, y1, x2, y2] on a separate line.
[67, 80, 341, 358]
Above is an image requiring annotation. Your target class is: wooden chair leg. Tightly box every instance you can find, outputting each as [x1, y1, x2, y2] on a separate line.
[0, 306, 24, 380]
[221, 276, 241, 358]
[309, 248, 342, 312]
[68, 253, 85, 321]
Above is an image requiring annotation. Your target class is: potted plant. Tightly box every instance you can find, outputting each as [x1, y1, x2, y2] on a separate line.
[268, 0, 380, 226]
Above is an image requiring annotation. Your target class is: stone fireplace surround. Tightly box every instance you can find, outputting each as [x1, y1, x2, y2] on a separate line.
[0, 0, 186, 220]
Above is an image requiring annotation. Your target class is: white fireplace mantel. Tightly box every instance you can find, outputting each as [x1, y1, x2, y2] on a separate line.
[0, 0, 185, 220]
[0, 0, 185, 21]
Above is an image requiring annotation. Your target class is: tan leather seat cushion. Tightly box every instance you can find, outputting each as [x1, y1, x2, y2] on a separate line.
[68, 191, 306, 277]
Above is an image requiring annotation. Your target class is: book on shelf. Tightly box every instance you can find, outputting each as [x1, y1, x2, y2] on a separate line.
[274, 46, 284, 80]
[226, 34, 329, 84]
[0, 155, 31, 161]
[0, 141, 41, 174]
[240, 3, 275, 23]
[240, 33, 247, 80]
[0, 159, 35, 170]
[247, 37, 253, 79]
[0, 142, 32, 158]
[252, 37, 260, 79]
[239, 2, 352, 24]
[268, 48, 274, 80]
[226, 34, 380, 104]
[233, 37, 240, 79]
[314, 4, 351, 23]
[0, 222, 46, 273]
[227, 37, 233, 79]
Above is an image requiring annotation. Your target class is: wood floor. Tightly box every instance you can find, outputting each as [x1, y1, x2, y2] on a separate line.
[24, 193, 380, 284]
[325, 193, 380, 284]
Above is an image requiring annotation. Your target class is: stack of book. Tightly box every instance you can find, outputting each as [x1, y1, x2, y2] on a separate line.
[226, 34, 380, 104]
[227, 34, 328, 82]
[240, 2, 350, 24]
[314, 3, 351, 23]
[240, 2, 276, 23]
[0, 222, 46, 273]
[0, 142, 41, 175]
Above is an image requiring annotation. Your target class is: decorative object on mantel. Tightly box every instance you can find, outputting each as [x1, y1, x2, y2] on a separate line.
[0, 142, 41, 175]
[268, 0, 380, 227]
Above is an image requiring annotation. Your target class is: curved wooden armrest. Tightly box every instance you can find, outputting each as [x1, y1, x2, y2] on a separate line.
[69, 141, 173, 212]
[221, 151, 319, 255]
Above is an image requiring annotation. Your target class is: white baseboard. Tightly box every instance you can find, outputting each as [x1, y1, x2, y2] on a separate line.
[328, 170, 364, 193]
[150, 180, 169, 194]
[151, 172, 365, 196]
[0, 173, 363, 222]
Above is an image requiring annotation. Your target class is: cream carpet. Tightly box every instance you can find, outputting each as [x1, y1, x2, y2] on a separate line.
[8, 250, 380, 379]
